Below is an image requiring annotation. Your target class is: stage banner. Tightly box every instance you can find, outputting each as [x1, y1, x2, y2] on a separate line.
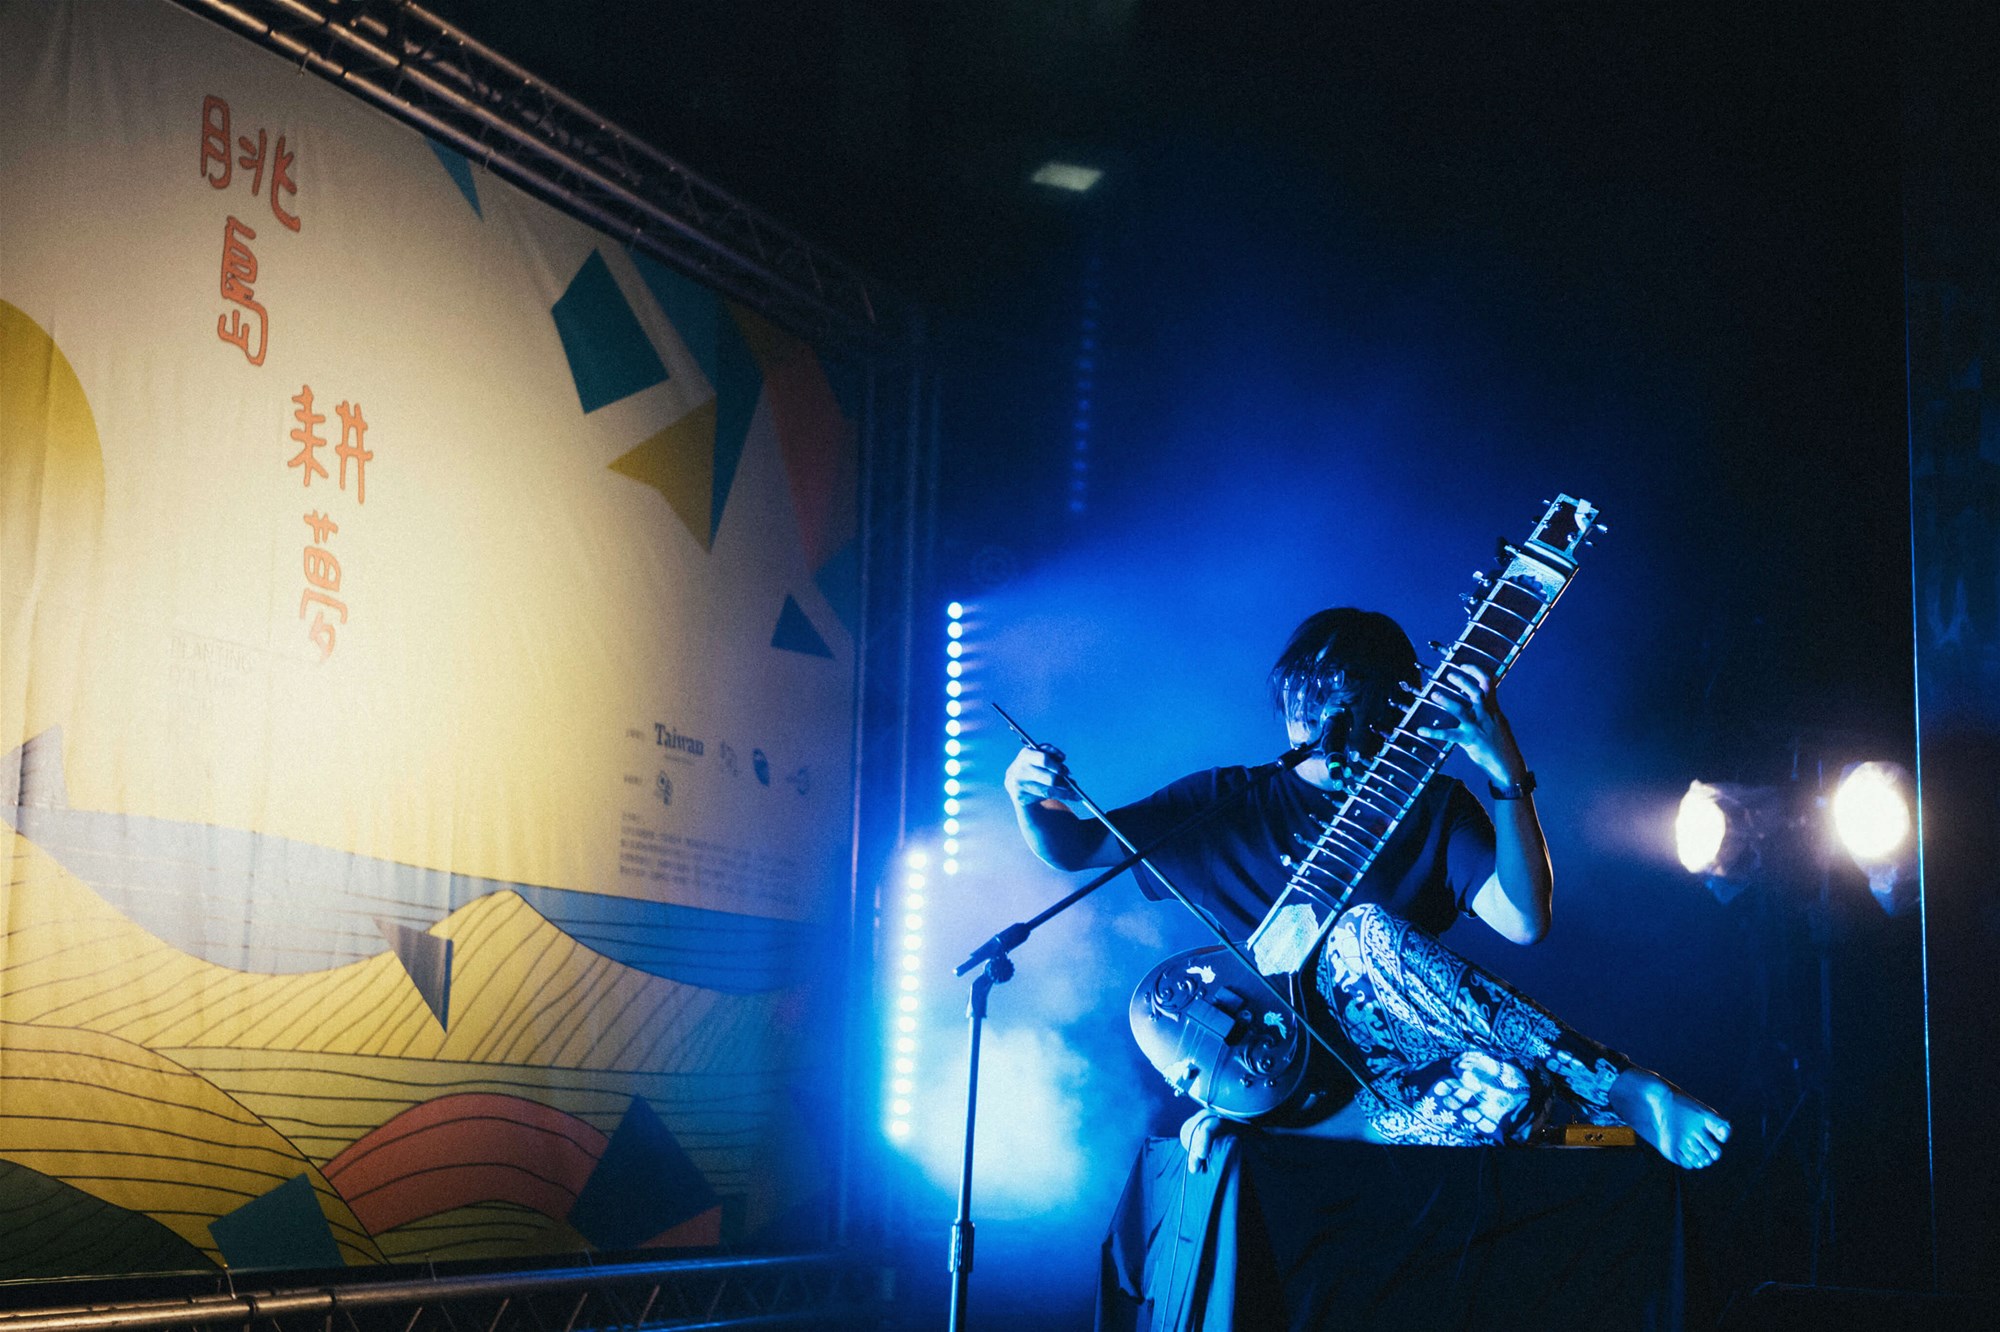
[0, 0, 861, 1276]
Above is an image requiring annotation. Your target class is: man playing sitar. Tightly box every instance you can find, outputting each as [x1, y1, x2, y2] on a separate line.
[1004, 604, 1731, 1169]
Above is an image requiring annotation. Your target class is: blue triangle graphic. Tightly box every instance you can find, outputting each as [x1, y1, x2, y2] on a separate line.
[771, 595, 833, 658]
[426, 139, 482, 217]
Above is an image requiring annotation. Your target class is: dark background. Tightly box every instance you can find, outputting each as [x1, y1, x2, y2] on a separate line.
[419, 2, 1970, 1325]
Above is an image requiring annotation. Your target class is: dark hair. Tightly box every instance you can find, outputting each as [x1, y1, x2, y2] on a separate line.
[1268, 608, 1419, 752]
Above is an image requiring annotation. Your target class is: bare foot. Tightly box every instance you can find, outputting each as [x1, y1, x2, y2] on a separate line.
[1608, 1067, 1731, 1169]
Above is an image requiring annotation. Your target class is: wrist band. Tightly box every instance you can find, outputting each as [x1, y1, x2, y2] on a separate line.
[1489, 771, 1537, 801]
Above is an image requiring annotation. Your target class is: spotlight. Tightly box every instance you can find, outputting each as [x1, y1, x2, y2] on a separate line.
[1674, 782, 1729, 875]
[1832, 761, 1916, 913]
[1674, 781, 1779, 903]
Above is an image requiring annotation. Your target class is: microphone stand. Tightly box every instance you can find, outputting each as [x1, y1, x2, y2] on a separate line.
[944, 713, 1325, 1332]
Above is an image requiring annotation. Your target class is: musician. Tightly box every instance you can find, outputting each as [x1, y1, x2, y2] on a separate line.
[1003, 607, 1730, 1169]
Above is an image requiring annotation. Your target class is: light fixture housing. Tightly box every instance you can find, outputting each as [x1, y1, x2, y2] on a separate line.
[1031, 161, 1104, 193]
[1831, 760, 1917, 914]
[1674, 780, 1781, 903]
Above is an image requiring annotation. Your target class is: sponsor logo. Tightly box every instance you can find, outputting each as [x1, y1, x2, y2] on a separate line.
[653, 724, 704, 757]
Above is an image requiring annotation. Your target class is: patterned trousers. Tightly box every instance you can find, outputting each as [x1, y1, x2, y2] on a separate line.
[1312, 903, 1629, 1146]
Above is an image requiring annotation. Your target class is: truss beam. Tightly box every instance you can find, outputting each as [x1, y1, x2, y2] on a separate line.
[171, 0, 895, 348]
[0, 1255, 880, 1332]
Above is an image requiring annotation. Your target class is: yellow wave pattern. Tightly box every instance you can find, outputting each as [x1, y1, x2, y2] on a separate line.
[1, 821, 793, 1254]
[371, 1201, 591, 1264]
[0, 1021, 379, 1266]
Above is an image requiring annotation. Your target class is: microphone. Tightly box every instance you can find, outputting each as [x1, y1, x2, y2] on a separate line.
[1252, 739, 1319, 776]
[1315, 707, 1353, 758]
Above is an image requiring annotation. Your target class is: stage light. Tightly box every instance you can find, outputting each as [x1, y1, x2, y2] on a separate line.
[1833, 762, 1911, 863]
[948, 601, 964, 619]
[1031, 161, 1103, 192]
[1674, 780, 1779, 903]
[943, 818, 960, 835]
[946, 719, 962, 736]
[1675, 783, 1729, 874]
[885, 844, 931, 1145]
[944, 798, 961, 816]
[947, 641, 964, 659]
[1832, 761, 1916, 912]
[947, 680, 963, 698]
[945, 779, 962, 796]
[946, 738, 962, 756]
[948, 621, 964, 639]
[947, 660, 963, 678]
[943, 859, 960, 875]
[946, 699, 963, 717]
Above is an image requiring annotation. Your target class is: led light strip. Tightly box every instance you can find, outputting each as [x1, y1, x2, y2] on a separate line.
[884, 600, 970, 1143]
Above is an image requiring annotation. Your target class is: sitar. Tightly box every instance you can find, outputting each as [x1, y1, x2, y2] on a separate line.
[1127, 495, 1602, 1123]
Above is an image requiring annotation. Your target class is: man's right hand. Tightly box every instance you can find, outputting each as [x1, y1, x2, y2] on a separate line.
[1004, 744, 1076, 807]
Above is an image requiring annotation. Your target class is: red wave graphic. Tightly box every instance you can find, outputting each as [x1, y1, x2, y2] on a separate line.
[323, 1093, 609, 1234]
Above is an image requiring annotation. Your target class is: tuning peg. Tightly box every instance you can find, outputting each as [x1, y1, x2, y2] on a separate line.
[1460, 593, 1479, 611]
[1472, 570, 1493, 587]
[1428, 639, 1449, 654]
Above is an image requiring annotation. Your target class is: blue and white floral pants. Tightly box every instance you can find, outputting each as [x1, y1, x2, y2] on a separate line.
[1313, 903, 1628, 1146]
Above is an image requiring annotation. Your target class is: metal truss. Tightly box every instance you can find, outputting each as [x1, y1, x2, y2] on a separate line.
[170, 0, 897, 350]
[0, 1255, 881, 1332]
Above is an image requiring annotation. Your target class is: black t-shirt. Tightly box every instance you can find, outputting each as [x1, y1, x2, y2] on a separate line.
[1107, 765, 1498, 937]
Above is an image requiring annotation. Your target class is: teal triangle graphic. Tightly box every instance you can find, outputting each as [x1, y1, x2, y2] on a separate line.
[813, 540, 859, 636]
[426, 139, 482, 217]
[772, 595, 833, 658]
[208, 1175, 342, 1271]
[552, 251, 670, 414]
[624, 254, 759, 545]
[710, 313, 761, 545]
[567, 1097, 719, 1251]
[629, 250, 720, 385]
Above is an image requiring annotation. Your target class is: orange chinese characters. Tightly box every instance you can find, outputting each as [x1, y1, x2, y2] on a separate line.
[200, 96, 232, 188]
[288, 384, 329, 486]
[335, 400, 371, 503]
[270, 134, 301, 232]
[217, 216, 267, 366]
[232, 123, 302, 233]
[300, 509, 346, 661]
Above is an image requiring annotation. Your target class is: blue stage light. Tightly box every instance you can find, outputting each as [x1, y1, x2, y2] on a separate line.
[885, 845, 930, 1142]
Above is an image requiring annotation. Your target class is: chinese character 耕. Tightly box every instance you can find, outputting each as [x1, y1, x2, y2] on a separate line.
[288, 384, 329, 486]
[335, 400, 371, 503]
